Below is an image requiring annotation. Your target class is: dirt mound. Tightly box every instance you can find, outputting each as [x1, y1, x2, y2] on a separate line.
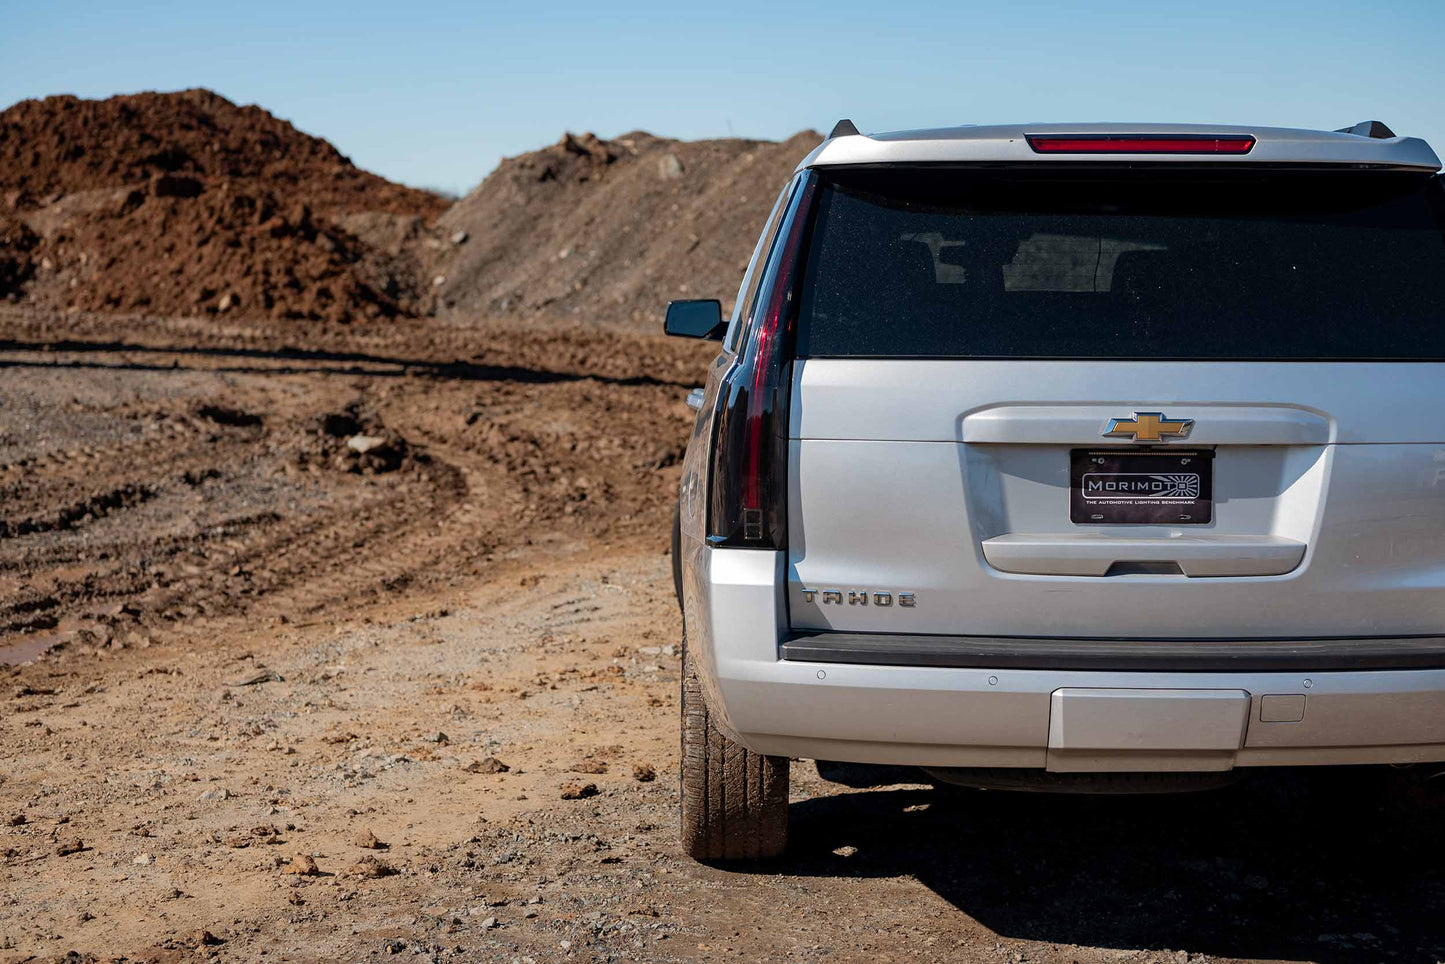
[0, 88, 440, 217]
[0, 89, 447, 323]
[433, 128, 823, 328]
[1, 88, 821, 329]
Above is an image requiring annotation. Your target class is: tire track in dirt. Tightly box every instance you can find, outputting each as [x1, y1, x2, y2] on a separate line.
[235, 452, 476, 620]
[0, 306, 699, 653]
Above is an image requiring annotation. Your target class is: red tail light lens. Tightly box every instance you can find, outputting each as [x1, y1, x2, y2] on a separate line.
[708, 174, 819, 548]
[1026, 134, 1256, 155]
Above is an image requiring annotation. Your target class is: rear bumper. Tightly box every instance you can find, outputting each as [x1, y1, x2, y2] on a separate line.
[781, 630, 1445, 672]
[685, 547, 1445, 771]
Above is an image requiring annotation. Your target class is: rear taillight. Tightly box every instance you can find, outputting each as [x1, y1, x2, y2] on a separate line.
[1026, 134, 1256, 155]
[707, 174, 819, 548]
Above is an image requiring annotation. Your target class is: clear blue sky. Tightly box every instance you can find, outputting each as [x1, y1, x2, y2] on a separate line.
[4, 1, 1442, 195]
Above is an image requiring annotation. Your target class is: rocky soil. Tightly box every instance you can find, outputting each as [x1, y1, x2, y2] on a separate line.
[431, 129, 822, 326]
[1, 307, 1443, 964]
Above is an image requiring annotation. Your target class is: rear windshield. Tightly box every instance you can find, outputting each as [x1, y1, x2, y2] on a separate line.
[795, 169, 1445, 359]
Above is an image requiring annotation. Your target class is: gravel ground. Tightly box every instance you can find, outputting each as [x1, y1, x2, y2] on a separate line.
[1, 308, 1442, 964]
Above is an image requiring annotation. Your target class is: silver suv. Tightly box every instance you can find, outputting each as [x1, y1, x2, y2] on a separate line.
[664, 120, 1445, 861]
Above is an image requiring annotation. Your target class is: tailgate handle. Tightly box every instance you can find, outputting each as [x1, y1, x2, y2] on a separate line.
[982, 533, 1305, 577]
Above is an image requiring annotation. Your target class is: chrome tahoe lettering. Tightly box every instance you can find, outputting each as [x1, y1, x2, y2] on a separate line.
[799, 588, 916, 606]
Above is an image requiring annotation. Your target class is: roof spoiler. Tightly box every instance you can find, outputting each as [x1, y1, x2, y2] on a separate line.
[1335, 120, 1397, 139]
[828, 118, 860, 139]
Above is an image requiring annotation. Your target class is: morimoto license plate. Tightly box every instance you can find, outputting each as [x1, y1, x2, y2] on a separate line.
[1070, 449, 1214, 525]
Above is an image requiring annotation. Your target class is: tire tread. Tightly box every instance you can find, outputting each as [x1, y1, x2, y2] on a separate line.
[679, 633, 788, 860]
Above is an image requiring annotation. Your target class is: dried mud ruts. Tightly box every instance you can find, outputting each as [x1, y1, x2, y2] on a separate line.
[0, 306, 707, 642]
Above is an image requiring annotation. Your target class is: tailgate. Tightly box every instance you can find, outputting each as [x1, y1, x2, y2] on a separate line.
[787, 358, 1445, 637]
[783, 165, 1445, 640]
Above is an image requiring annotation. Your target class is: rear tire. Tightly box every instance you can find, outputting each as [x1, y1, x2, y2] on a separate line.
[679, 632, 789, 860]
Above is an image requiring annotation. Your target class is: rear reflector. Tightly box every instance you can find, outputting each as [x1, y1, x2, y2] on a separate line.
[1026, 135, 1256, 155]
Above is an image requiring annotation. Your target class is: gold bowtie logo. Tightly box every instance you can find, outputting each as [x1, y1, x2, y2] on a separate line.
[1102, 412, 1193, 442]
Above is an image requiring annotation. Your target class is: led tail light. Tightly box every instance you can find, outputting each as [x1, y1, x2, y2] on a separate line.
[707, 174, 819, 548]
[1026, 134, 1256, 155]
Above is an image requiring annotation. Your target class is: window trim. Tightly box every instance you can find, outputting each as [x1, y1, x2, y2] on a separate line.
[724, 178, 799, 353]
[793, 169, 1445, 362]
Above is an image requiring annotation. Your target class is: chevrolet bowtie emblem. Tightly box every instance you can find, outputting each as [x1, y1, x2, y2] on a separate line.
[1102, 412, 1193, 442]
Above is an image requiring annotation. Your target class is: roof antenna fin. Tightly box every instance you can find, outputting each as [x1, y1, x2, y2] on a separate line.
[828, 118, 860, 139]
[1335, 120, 1396, 139]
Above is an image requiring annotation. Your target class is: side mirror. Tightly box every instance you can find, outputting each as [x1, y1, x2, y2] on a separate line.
[664, 299, 725, 340]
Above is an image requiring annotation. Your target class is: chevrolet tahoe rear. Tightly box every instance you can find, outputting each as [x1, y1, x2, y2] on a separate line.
[665, 120, 1445, 860]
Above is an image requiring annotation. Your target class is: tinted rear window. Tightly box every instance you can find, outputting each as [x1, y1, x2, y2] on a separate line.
[795, 169, 1445, 359]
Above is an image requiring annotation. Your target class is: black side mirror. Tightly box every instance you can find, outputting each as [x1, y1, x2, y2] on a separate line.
[664, 299, 725, 340]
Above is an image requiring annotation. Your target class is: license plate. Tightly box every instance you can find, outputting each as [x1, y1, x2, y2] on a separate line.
[1070, 449, 1213, 525]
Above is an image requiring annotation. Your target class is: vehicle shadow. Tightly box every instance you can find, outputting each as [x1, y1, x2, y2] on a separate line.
[774, 764, 1442, 963]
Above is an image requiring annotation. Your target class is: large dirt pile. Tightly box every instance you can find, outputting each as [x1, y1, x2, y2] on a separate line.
[434, 128, 823, 327]
[1, 87, 822, 329]
[0, 89, 448, 323]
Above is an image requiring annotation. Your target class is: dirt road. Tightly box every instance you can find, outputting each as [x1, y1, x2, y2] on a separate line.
[1, 308, 1442, 963]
